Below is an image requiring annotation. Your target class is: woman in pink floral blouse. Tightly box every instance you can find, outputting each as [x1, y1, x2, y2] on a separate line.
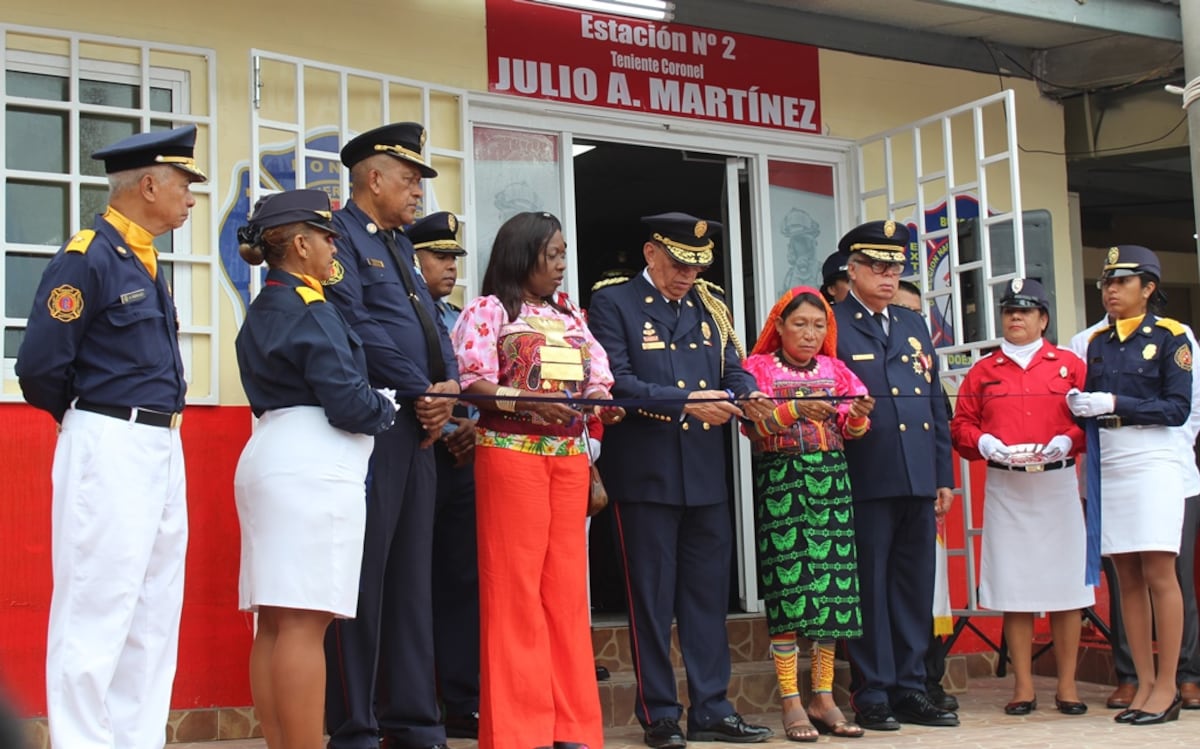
[451, 211, 623, 749]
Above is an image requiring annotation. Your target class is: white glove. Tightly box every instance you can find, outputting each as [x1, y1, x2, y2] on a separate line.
[587, 437, 603, 465]
[978, 433, 1012, 463]
[374, 387, 399, 412]
[1040, 435, 1073, 462]
[1066, 388, 1115, 418]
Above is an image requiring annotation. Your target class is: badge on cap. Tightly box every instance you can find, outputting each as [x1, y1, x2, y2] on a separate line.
[694, 220, 707, 238]
[48, 285, 83, 322]
[1012, 278, 1024, 294]
[884, 220, 896, 239]
[1107, 246, 1120, 265]
[447, 214, 457, 232]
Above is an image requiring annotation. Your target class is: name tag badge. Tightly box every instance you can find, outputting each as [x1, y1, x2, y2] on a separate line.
[852, 353, 876, 361]
[642, 341, 666, 350]
[120, 288, 147, 305]
[367, 258, 386, 268]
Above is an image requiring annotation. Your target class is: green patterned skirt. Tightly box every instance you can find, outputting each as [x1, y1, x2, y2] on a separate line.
[753, 450, 862, 639]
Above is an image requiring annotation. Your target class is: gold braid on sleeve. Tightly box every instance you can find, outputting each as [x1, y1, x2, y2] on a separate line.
[695, 279, 745, 376]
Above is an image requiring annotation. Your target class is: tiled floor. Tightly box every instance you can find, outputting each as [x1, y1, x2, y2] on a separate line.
[175, 674, 1198, 749]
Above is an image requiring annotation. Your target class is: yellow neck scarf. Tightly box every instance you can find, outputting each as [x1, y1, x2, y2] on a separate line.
[103, 206, 158, 280]
[288, 271, 326, 300]
[1115, 314, 1146, 342]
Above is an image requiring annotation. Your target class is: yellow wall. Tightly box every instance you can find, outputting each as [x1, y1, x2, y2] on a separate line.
[5, 3, 1074, 402]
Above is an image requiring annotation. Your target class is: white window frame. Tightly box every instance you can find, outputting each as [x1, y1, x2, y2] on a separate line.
[1, 25, 219, 402]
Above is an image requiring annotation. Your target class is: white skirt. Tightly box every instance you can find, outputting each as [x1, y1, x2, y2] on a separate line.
[979, 467, 1094, 612]
[1100, 426, 1184, 555]
[234, 406, 373, 618]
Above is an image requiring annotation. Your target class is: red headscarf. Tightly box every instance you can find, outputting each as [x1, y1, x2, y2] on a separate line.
[750, 285, 838, 359]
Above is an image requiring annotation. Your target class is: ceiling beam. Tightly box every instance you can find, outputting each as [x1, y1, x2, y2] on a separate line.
[915, 0, 1182, 43]
[673, 0, 1036, 80]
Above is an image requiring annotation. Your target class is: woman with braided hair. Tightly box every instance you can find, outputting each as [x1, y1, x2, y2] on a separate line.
[741, 285, 874, 741]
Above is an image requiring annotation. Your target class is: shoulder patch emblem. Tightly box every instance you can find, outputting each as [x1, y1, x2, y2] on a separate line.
[1176, 344, 1193, 372]
[323, 259, 345, 286]
[65, 230, 96, 254]
[1156, 317, 1187, 336]
[48, 285, 84, 322]
[296, 286, 325, 305]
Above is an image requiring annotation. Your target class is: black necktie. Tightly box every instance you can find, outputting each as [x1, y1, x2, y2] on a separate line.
[668, 299, 681, 316]
[381, 230, 447, 383]
[873, 312, 887, 335]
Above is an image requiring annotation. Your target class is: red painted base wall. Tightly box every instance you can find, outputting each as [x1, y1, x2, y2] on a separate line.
[0, 403, 254, 716]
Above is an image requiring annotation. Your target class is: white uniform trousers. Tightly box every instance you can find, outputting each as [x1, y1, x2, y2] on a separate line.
[47, 408, 187, 749]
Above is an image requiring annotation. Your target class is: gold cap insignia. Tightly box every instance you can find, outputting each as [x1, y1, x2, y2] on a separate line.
[1107, 246, 1120, 265]
[419, 128, 428, 149]
[1143, 343, 1158, 360]
[1012, 279, 1024, 293]
[447, 214, 457, 232]
[48, 284, 84, 322]
[884, 220, 896, 238]
[694, 220, 707, 238]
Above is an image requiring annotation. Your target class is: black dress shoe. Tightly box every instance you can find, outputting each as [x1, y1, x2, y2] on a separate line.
[927, 684, 959, 712]
[596, 665, 611, 681]
[553, 743, 589, 749]
[853, 703, 900, 731]
[686, 713, 773, 743]
[644, 718, 687, 749]
[1131, 693, 1183, 725]
[444, 711, 480, 739]
[1054, 696, 1087, 715]
[892, 692, 960, 726]
[1114, 708, 1139, 724]
[1004, 698, 1037, 716]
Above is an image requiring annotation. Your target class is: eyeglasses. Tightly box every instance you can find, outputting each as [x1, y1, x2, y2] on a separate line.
[853, 259, 904, 277]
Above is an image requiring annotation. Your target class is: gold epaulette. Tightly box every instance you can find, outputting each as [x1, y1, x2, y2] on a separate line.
[1156, 317, 1187, 336]
[592, 276, 630, 292]
[695, 278, 726, 296]
[296, 287, 325, 305]
[1087, 326, 1112, 345]
[65, 230, 96, 254]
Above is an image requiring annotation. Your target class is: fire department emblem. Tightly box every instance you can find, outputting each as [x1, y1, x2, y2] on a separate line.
[48, 285, 83, 322]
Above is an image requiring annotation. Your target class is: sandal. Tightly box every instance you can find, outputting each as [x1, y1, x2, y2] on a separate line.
[781, 706, 819, 743]
[808, 706, 864, 739]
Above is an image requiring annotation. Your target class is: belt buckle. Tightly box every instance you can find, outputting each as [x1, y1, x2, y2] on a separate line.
[1098, 415, 1122, 428]
[170, 412, 182, 429]
[1026, 463, 1044, 473]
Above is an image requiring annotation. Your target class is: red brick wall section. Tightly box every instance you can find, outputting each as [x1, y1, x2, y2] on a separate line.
[0, 403, 254, 717]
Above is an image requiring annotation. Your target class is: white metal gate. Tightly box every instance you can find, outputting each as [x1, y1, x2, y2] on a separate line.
[247, 50, 469, 303]
[853, 90, 1027, 624]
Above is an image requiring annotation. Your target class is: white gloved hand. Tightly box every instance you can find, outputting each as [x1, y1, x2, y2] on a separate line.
[587, 436, 603, 465]
[1066, 388, 1115, 418]
[978, 433, 1012, 463]
[1040, 435, 1073, 462]
[375, 387, 399, 412]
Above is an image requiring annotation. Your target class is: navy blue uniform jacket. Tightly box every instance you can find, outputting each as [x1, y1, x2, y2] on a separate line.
[235, 268, 395, 435]
[1084, 314, 1192, 427]
[588, 275, 756, 507]
[834, 294, 953, 500]
[324, 201, 458, 399]
[16, 215, 185, 421]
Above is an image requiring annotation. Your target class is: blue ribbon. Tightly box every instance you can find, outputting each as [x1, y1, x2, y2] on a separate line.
[1084, 419, 1102, 586]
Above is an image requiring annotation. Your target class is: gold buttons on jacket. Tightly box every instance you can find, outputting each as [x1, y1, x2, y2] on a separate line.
[899, 424, 907, 432]
[682, 422, 690, 431]
[702, 422, 711, 430]
[698, 379, 707, 388]
[914, 387, 922, 394]
[677, 380, 686, 388]
[645, 296, 654, 303]
[891, 387, 899, 395]
[923, 423, 930, 430]
[901, 355, 910, 363]
[689, 343, 698, 349]
[670, 343, 677, 350]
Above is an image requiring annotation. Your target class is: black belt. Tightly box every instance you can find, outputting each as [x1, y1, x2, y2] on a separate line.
[75, 401, 182, 429]
[987, 457, 1075, 473]
[1097, 415, 1125, 429]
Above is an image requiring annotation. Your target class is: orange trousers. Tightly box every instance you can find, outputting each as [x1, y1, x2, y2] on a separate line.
[474, 445, 603, 749]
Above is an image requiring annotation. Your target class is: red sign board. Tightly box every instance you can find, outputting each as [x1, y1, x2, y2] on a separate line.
[485, 0, 821, 134]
